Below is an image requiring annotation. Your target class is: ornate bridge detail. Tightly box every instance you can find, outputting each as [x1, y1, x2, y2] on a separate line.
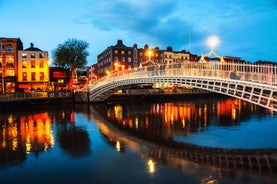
[82, 62, 277, 112]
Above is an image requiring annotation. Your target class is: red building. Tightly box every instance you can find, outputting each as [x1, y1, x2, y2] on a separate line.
[0, 37, 23, 94]
[96, 40, 165, 78]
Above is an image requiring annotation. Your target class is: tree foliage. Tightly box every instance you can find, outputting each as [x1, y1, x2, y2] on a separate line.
[52, 38, 89, 69]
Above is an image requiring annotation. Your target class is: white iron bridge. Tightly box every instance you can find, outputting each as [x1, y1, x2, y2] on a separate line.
[79, 62, 277, 112]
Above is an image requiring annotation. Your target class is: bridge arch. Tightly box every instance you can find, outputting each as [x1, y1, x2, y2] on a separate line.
[77, 63, 277, 112]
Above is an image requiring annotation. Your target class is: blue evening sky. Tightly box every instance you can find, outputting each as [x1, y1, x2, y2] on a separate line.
[1, 0, 276, 65]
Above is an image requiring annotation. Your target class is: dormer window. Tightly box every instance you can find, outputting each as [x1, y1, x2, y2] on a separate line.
[31, 53, 35, 58]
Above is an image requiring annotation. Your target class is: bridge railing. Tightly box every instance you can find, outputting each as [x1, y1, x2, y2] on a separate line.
[88, 62, 277, 90]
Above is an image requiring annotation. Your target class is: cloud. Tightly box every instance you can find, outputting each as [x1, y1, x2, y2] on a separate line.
[75, 0, 277, 62]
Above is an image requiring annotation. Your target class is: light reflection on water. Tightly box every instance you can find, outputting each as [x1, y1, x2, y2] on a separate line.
[0, 96, 277, 184]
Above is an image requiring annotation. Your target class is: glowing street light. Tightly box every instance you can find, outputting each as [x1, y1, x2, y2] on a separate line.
[199, 35, 224, 63]
[147, 50, 152, 61]
[207, 35, 219, 50]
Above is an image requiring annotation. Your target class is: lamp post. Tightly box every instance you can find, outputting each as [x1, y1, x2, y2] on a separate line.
[199, 35, 224, 63]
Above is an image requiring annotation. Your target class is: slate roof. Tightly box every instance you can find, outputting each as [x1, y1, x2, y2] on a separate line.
[24, 43, 42, 51]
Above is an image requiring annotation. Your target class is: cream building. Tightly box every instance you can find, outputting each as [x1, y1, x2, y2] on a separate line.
[18, 43, 49, 92]
[163, 48, 190, 65]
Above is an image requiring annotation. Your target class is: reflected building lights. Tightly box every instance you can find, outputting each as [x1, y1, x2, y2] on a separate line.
[135, 117, 139, 129]
[116, 141, 121, 152]
[148, 159, 155, 174]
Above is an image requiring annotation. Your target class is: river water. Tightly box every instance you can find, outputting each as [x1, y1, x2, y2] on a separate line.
[0, 96, 277, 184]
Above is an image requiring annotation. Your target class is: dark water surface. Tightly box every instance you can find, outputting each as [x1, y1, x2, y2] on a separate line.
[0, 96, 277, 184]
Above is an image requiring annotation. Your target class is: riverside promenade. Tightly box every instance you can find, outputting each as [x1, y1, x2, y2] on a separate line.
[0, 92, 74, 110]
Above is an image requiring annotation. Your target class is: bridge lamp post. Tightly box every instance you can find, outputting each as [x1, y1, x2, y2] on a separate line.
[207, 35, 219, 52]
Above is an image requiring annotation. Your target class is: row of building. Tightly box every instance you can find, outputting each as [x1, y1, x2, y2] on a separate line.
[87, 39, 244, 81]
[0, 37, 244, 94]
[0, 37, 70, 94]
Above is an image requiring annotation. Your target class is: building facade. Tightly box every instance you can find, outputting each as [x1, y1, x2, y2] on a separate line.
[95, 39, 196, 79]
[97, 40, 134, 77]
[0, 37, 23, 93]
[17, 43, 49, 92]
[87, 63, 98, 83]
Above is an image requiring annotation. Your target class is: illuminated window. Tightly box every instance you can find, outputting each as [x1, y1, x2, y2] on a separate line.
[22, 72, 27, 81]
[40, 72, 44, 81]
[39, 60, 44, 68]
[22, 60, 27, 68]
[121, 50, 125, 55]
[31, 72, 36, 81]
[6, 69, 14, 76]
[31, 60, 35, 68]
[114, 50, 118, 54]
[39, 53, 44, 58]
[6, 44, 14, 52]
[31, 53, 35, 58]
[22, 53, 27, 58]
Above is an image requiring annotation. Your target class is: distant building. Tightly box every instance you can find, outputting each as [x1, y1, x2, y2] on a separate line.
[163, 47, 190, 64]
[18, 43, 49, 92]
[96, 39, 196, 79]
[0, 37, 23, 93]
[97, 40, 134, 77]
[49, 67, 70, 91]
[87, 63, 98, 82]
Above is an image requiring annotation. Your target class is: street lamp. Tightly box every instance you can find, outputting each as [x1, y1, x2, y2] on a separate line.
[199, 35, 224, 63]
[147, 50, 152, 61]
[207, 35, 219, 51]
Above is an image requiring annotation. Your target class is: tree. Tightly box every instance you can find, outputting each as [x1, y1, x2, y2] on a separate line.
[52, 38, 89, 83]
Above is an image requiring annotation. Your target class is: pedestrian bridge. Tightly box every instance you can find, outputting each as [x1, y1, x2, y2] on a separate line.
[79, 62, 277, 112]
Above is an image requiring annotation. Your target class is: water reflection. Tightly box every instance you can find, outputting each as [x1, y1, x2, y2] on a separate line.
[0, 96, 277, 183]
[0, 105, 91, 166]
[88, 96, 277, 181]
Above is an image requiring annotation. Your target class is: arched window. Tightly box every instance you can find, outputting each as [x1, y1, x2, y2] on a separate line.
[6, 44, 14, 52]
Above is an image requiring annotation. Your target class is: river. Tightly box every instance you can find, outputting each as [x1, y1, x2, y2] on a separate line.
[0, 95, 276, 184]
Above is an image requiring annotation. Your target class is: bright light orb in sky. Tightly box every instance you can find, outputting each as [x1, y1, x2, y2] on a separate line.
[207, 35, 220, 49]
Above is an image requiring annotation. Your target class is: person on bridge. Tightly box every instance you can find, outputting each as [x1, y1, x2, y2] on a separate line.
[230, 70, 240, 80]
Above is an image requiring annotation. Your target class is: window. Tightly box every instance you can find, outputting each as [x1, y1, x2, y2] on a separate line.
[128, 57, 132, 62]
[22, 53, 27, 58]
[40, 72, 44, 81]
[31, 53, 35, 58]
[31, 60, 35, 68]
[39, 53, 44, 58]
[114, 56, 118, 61]
[6, 45, 14, 52]
[22, 60, 27, 68]
[39, 60, 44, 68]
[31, 72, 36, 81]
[6, 69, 14, 76]
[22, 72, 27, 81]
[121, 50, 125, 55]
[114, 50, 118, 54]
[128, 51, 132, 55]
[122, 57, 125, 62]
